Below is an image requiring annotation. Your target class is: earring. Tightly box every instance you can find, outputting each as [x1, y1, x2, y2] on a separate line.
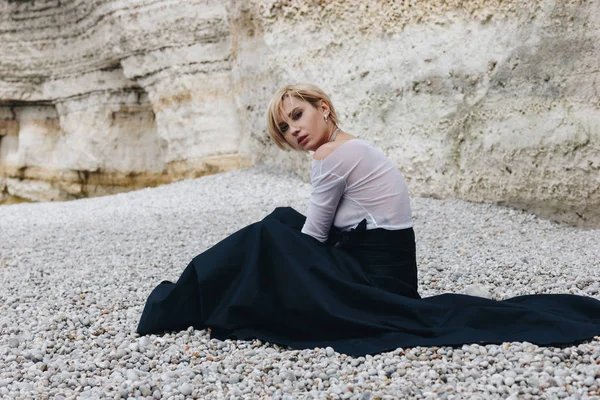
[324, 114, 328, 122]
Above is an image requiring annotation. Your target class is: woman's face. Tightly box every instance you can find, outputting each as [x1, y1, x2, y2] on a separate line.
[277, 96, 330, 152]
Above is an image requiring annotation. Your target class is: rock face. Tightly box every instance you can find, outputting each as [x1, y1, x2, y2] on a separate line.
[1, 0, 599, 228]
[0, 0, 250, 203]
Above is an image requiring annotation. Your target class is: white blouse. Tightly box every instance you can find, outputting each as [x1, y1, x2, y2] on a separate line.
[301, 139, 413, 242]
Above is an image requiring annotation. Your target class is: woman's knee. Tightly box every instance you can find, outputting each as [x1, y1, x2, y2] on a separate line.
[263, 207, 306, 229]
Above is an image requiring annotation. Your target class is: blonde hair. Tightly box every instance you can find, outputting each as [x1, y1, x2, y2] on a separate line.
[266, 84, 339, 150]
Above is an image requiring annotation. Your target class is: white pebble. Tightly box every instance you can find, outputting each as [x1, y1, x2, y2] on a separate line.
[584, 376, 595, 387]
[139, 337, 149, 348]
[125, 370, 139, 381]
[464, 284, 492, 299]
[179, 383, 193, 396]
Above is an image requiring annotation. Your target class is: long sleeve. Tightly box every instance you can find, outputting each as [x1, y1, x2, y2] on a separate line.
[301, 160, 347, 242]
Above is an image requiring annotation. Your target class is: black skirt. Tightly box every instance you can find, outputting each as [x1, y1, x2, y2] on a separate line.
[137, 207, 600, 356]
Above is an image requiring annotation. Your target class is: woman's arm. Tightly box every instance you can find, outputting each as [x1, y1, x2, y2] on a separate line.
[301, 160, 347, 242]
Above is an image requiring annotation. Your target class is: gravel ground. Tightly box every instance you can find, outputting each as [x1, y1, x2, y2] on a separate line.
[1, 166, 599, 400]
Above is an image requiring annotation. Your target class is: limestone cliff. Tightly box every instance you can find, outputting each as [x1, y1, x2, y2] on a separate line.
[1, 0, 598, 228]
[0, 0, 249, 203]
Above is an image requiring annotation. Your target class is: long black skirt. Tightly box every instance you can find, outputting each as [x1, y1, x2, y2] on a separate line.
[138, 207, 600, 356]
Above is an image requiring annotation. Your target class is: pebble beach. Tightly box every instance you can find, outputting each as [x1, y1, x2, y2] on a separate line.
[1, 166, 599, 399]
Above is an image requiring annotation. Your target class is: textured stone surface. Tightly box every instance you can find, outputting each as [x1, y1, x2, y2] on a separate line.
[1, 0, 599, 227]
[239, 0, 600, 228]
[0, 0, 250, 202]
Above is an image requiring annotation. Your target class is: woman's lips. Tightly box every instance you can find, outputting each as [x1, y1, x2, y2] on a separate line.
[298, 135, 308, 145]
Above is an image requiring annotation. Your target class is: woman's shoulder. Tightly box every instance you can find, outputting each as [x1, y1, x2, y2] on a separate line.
[312, 138, 367, 161]
[312, 142, 340, 161]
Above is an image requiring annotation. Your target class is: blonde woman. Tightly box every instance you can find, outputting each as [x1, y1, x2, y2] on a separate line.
[138, 84, 600, 355]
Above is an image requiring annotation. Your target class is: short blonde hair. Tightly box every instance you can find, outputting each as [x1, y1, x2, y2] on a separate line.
[266, 84, 339, 150]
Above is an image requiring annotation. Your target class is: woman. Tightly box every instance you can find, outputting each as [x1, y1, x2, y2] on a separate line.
[138, 84, 600, 356]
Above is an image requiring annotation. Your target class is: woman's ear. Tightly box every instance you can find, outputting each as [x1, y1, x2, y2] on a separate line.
[320, 100, 331, 117]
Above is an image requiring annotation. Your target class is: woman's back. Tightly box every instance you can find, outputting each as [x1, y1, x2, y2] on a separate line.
[302, 139, 413, 241]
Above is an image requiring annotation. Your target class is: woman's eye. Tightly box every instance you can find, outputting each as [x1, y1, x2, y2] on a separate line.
[280, 124, 288, 133]
[293, 112, 302, 120]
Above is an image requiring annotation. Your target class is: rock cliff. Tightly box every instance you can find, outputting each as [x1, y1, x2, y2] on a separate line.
[1, 0, 598, 227]
[0, 0, 249, 203]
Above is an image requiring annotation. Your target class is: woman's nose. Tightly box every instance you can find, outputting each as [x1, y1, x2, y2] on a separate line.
[290, 124, 300, 135]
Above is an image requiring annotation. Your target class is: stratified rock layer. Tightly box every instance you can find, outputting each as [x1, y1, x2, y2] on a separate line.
[1, 0, 599, 227]
[0, 0, 250, 202]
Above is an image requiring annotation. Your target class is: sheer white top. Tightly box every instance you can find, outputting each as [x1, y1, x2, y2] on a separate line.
[301, 139, 413, 242]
